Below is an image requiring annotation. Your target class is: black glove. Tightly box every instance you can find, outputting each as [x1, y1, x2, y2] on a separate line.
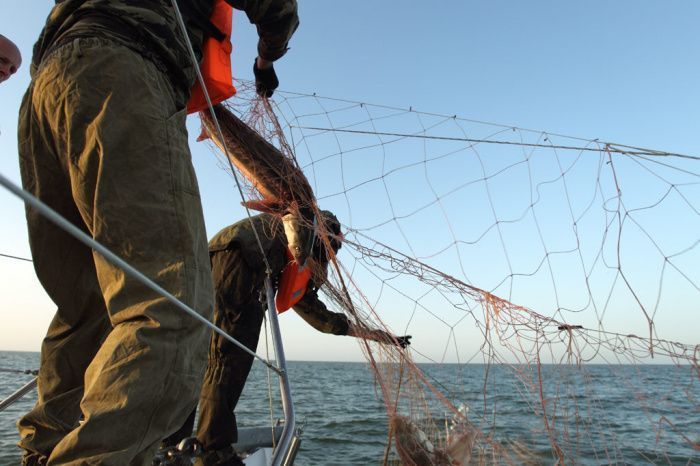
[253, 59, 279, 98]
[395, 335, 412, 349]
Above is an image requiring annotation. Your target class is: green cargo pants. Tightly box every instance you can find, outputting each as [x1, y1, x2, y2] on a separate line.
[164, 246, 268, 462]
[196, 247, 267, 451]
[17, 37, 214, 465]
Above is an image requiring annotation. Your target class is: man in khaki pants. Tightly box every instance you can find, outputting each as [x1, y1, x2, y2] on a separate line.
[17, 1, 298, 464]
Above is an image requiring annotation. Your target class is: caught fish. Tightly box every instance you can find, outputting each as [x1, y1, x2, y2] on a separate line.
[390, 413, 479, 466]
[200, 104, 316, 263]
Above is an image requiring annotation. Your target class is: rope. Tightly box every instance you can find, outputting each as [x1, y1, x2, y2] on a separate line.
[0, 252, 32, 262]
[290, 126, 700, 161]
[279, 87, 700, 160]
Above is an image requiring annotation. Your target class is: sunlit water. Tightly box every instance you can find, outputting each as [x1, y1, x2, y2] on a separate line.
[1, 351, 698, 465]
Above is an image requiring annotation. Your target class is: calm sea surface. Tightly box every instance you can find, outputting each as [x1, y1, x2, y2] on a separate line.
[0, 351, 698, 465]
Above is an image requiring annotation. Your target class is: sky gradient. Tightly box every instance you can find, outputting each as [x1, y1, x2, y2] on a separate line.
[1, 1, 698, 361]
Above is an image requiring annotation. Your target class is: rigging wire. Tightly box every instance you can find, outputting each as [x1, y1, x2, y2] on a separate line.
[0, 253, 32, 262]
[290, 126, 700, 162]
[279, 87, 700, 161]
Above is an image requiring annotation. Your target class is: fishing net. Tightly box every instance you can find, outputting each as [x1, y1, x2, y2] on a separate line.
[204, 81, 699, 464]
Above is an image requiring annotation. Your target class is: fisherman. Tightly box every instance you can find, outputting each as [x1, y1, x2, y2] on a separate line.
[168, 211, 411, 466]
[0, 34, 21, 83]
[17, 1, 298, 465]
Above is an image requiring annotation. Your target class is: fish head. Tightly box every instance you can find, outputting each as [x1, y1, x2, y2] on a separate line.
[283, 212, 314, 265]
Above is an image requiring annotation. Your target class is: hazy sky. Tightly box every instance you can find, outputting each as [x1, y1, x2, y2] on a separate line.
[1, 1, 698, 361]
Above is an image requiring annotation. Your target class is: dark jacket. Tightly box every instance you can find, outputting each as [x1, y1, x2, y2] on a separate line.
[31, 0, 299, 91]
[209, 214, 350, 336]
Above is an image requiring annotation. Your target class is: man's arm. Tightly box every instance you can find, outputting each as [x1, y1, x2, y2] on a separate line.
[292, 287, 350, 336]
[293, 287, 411, 348]
[226, 0, 299, 63]
[346, 324, 411, 349]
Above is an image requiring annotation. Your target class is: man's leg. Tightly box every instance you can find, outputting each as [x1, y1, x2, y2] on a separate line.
[17, 59, 112, 465]
[20, 37, 213, 465]
[196, 248, 266, 455]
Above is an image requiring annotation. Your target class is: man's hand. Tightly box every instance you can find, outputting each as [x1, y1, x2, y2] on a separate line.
[253, 57, 279, 98]
[347, 325, 411, 349]
[394, 335, 412, 349]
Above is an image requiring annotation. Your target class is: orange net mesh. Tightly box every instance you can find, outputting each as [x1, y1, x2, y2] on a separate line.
[205, 81, 699, 464]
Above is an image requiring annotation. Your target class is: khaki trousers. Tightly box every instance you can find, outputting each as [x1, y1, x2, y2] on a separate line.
[165, 247, 266, 459]
[196, 248, 266, 451]
[17, 37, 213, 465]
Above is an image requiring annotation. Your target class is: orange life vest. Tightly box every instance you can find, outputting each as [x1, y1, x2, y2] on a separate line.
[187, 0, 237, 114]
[275, 248, 312, 313]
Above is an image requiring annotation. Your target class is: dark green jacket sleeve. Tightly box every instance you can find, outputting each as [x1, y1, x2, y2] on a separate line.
[226, 0, 299, 61]
[292, 287, 350, 336]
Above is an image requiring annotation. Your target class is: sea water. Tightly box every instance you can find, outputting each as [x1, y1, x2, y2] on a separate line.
[1, 351, 698, 465]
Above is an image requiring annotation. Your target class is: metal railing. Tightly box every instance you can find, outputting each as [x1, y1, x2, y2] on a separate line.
[264, 277, 297, 466]
[0, 378, 38, 413]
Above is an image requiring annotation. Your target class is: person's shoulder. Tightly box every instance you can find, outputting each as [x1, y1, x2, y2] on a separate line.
[208, 213, 280, 250]
[208, 220, 244, 251]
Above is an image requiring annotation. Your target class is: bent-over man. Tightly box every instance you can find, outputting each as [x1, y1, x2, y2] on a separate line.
[171, 211, 410, 466]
